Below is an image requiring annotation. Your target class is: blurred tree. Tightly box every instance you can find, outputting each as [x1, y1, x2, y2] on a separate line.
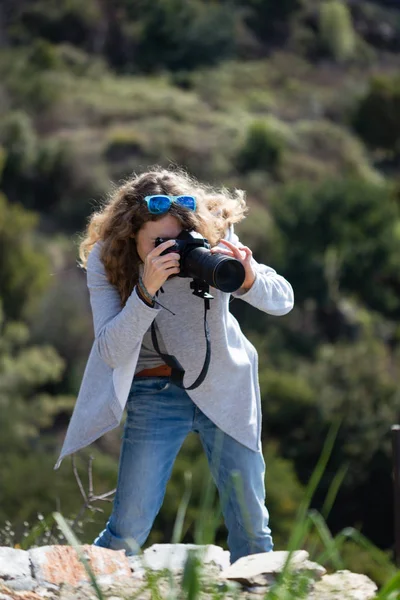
[270, 178, 400, 328]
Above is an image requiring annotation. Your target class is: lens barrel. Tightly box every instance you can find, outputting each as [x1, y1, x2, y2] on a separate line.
[183, 247, 245, 292]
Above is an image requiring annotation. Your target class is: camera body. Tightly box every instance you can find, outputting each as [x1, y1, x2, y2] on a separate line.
[155, 230, 210, 278]
[155, 230, 245, 293]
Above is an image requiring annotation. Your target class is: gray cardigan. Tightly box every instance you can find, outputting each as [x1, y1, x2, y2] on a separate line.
[54, 226, 294, 469]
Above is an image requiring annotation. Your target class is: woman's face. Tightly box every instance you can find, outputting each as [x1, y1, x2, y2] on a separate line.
[135, 214, 183, 263]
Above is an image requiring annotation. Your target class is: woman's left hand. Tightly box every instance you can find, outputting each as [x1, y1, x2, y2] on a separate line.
[210, 239, 256, 291]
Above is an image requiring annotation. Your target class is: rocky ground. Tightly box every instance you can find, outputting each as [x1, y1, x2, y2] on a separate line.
[0, 544, 378, 600]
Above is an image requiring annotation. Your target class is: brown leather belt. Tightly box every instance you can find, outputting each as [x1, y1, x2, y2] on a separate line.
[135, 364, 172, 378]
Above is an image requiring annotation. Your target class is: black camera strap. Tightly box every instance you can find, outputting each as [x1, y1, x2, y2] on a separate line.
[150, 281, 212, 390]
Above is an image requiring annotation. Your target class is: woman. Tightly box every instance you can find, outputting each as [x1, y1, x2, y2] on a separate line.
[55, 167, 294, 563]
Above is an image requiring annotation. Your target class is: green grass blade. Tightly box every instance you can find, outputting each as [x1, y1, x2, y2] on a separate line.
[181, 548, 202, 600]
[307, 510, 344, 570]
[145, 569, 164, 600]
[320, 463, 348, 520]
[271, 421, 341, 594]
[172, 470, 192, 544]
[318, 527, 396, 574]
[288, 419, 341, 552]
[376, 571, 400, 599]
[306, 462, 348, 560]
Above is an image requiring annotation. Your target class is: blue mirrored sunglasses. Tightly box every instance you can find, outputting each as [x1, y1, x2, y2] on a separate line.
[144, 195, 196, 214]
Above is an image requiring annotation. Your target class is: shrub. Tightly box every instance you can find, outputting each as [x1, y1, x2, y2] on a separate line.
[0, 193, 50, 320]
[270, 178, 400, 317]
[243, 0, 302, 46]
[318, 1, 357, 62]
[0, 49, 61, 111]
[0, 111, 37, 178]
[293, 120, 381, 183]
[27, 38, 61, 71]
[236, 120, 285, 175]
[134, 0, 235, 72]
[8, 0, 103, 51]
[352, 75, 400, 153]
[104, 129, 146, 162]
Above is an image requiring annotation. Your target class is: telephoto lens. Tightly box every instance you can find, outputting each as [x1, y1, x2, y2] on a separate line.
[184, 247, 245, 292]
[155, 231, 246, 292]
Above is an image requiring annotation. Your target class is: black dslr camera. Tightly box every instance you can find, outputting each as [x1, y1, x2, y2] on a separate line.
[155, 230, 245, 293]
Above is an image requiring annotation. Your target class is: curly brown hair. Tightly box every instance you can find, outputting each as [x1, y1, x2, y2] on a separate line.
[79, 167, 247, 306]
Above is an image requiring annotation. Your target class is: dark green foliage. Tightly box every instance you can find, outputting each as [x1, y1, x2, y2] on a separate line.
[236, 121, 284, 175]
[0, 111, 37, 179]
[307, 338, 399, 480]
[270, 178, 400, 320]
[353, 75, 400, 153]
[350, 1, 400, 53]
[7, 0, 103, 51]
[0, 194, 50, 320]
[2, 0, 399, 73]
[0, 48, 62, 111]
[27, 38, 62, 71]
[242, 0, 302, 45]
[0, 112, 103, 231]
[133, 0, 236, 72]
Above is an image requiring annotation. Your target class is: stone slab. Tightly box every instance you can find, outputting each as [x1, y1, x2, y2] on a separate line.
[0, 548, 35, 592]
[0, 548, 31, 580]
[29, 545, 131, 587]
[221, 550, 310, 582]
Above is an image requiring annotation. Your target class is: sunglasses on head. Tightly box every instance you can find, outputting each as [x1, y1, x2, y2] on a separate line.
[144, 195, 196, 214]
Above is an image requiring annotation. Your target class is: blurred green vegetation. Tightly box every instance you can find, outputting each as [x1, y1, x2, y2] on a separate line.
[1, 0, 400, 589]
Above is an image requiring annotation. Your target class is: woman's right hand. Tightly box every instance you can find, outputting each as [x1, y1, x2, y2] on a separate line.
[141, 240, 180, 297]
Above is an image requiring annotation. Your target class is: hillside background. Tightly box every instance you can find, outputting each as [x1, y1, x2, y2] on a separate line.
[1, 0, 400, 586]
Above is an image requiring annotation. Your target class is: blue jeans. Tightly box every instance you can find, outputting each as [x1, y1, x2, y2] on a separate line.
[93, 377, 273, 563]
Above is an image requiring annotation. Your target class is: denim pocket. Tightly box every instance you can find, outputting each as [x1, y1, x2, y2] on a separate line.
[128, 376, 171, 399]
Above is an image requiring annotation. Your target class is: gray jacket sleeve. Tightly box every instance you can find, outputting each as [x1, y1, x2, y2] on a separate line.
[227, 226, 294, 316]
[86, 242, 161, 368]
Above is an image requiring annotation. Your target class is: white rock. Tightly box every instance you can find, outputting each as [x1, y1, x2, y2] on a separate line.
[221, 550, 310, 581]
[139, 543, 231, 572]
[0, 547, 36, 591]
[3, 578, 37, 591]
[127, 556, 145, 578]
[309, 570, 378, 600]
[0, 547, 31, 579]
